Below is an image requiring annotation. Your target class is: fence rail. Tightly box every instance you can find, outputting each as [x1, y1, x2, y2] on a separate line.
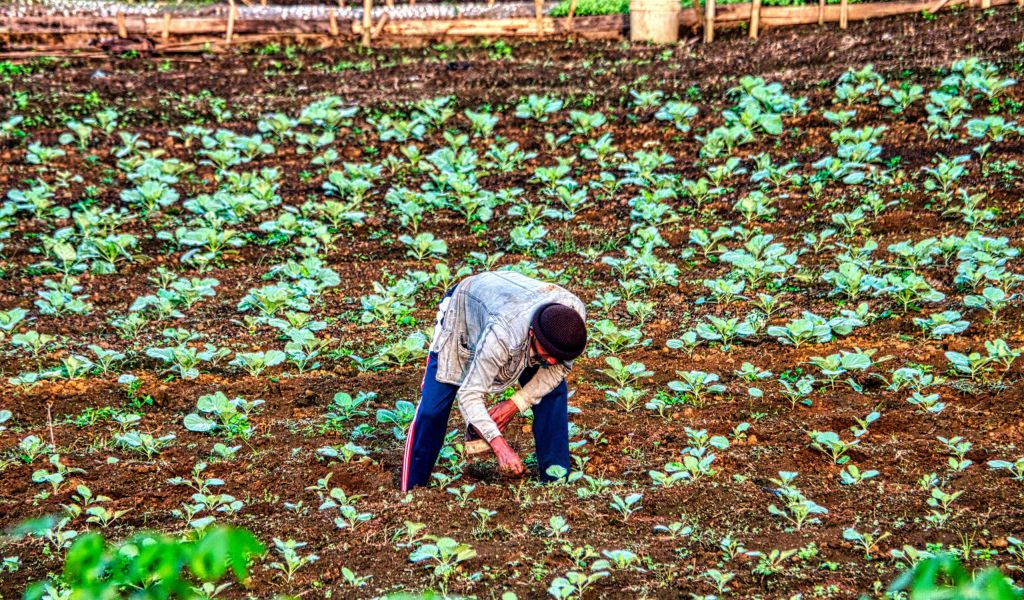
[0, 0, 1018, 54]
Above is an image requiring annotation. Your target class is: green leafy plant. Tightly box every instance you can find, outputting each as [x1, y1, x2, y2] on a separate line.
[25, 527, 264, 599]
[888, 553, 1021, 599]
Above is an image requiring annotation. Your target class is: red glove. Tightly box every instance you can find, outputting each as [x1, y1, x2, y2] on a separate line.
[489, 436, 525, 477]
[488, 400, 519, 434]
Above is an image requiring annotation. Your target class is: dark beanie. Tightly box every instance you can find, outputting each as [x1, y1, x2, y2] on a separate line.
[531, 303, 587, 362]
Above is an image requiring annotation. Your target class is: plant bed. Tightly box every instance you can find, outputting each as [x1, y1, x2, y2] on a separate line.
[0, 7, 1023, 598]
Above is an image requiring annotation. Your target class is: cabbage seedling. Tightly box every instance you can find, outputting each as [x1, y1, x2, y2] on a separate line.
[146, 343, 228, 380]
[695, 315, 756, 351]
[376, 400, 417, 440]
[323, 391, 374, 430]
[317, 443, 369, 464]
[907, 392, 945, 415]
[766, 472, 828, 530]
[987, 458, 1024, 482]
[228, 350, 286, 377]
[913, 311, 969, 339]
[547, 568, 609, 599]
[605, 387, 646, 413]
[667, 371, 726, 408]
[267, 538, 318, 583]
[598, 357, 652, 387]
[964, 287, 1016, 321]
[399, 232, 448, 260]
[609, 493, 643, 522]
[839, 465, 879, 485]
[944, 350, 992, 380]
[843, 527, 891, 559]
[808, 431, 859, 465]
[409, 537, 477, 594]
[113, 432, 176, 459]
[924, 486, 962, 526]
[515, 94, 563, 122]
[183, 392, 264, 438]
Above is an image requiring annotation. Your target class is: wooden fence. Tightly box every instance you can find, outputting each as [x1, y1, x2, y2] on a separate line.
[0, 0, 1018, 54]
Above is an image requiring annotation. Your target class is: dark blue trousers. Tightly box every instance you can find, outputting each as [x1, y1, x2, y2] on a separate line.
[400, 353, 570, 491]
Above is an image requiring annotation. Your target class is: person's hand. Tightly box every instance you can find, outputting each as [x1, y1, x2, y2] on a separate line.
[489, 436, 525, 477]
[488, 400, 518, 434]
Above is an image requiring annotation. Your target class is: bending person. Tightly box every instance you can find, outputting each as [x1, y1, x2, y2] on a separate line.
[400, 271, 588, 492]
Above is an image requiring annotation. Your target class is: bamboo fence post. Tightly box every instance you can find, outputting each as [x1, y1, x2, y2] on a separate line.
[362, 0, 372, 46]
[372, 12, 389, 36]
[535, 0, 544, 37]
[839, 0, 848, 28]
[749, 0, 761, 37]
[704, 0, 715, 42]
[817, 0, 825, 24]
[567, 0, 578, 30]
[692, 0, 705, 33]
[980, 0, 991, 7]
[386, 0, 394, 8]
[328, 8, 338, 35]
[226, 0, 236, 43]
[162, 12, 171, 41]
[117, 11, 127, 37]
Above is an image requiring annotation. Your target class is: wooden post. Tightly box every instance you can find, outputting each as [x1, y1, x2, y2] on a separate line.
[386, 0, 394, 8]
[749, 0, 761, 38]
[372, 12, 389, 36]
[535, 0, 544, 37]
[362, 0, 372, 46]
[226, 0, 236, 43]
[567, 0, 578, 30]
[116, 11, 127, 38]
[817, 0, 825, 24]
[692, 0, 705, 33]
[328, 8, 338, 35]
[704, 0, 715, 42]
[161, 12, 171, 41]
[980, 0, 991, 7]
[839, 0, 848, 28]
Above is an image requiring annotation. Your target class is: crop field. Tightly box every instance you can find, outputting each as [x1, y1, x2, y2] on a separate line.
[1, 7, 1023, 599]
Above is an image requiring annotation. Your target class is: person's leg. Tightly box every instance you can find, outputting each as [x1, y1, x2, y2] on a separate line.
[401, 352, 460, 491]
[521, 368, 571, 482]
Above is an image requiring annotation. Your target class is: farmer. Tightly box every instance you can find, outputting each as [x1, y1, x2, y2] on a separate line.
[400, 271, 588, 492]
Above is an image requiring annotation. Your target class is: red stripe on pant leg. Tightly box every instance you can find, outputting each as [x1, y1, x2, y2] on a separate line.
[400, 402, 421, 492]
[401, 354, 433, 492]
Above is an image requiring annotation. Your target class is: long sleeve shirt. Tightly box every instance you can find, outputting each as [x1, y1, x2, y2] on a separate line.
[429, 271, 586, 442]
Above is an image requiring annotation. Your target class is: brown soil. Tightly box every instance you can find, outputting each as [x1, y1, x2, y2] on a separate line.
[1, 6, 1023, 599]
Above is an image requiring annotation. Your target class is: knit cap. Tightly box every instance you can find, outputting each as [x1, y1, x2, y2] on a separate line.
[531, 303, 587, 362]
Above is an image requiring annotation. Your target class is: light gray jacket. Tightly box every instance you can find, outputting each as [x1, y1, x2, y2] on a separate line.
[430, 271, 586, 443]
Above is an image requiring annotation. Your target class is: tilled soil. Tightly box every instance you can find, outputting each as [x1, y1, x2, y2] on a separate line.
[1, 5, 1023, 599]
